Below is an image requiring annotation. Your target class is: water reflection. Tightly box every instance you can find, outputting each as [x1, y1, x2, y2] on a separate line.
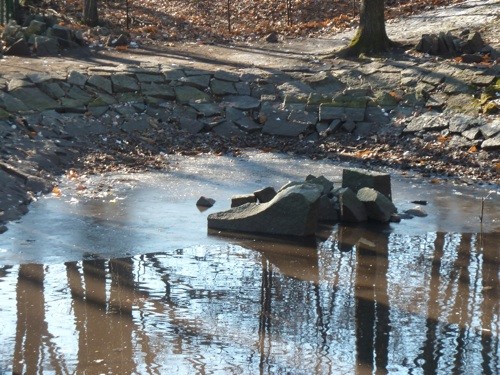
[0, 229, 498, 374]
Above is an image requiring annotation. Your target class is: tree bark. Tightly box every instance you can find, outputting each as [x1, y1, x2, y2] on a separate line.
[83, 0, 98, 27]
[339, 0, 393, 57]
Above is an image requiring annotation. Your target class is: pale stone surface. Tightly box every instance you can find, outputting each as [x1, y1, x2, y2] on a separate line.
[208, 183, 322, 236]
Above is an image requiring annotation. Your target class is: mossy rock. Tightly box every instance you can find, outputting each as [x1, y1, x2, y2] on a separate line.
[371, 91, 400, 107]
[482, 101, 498, 114]
[484, 78, 500, 96]
[446, 94, 482, 115]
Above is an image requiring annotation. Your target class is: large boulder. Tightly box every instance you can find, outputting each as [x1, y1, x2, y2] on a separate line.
[357, 187, 397, 223]
[342, 168, 392, 200]
[337, 188, 367, 223]
[208, 183, 322, 236]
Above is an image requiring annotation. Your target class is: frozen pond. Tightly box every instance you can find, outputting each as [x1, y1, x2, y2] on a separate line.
[0, 152, 498, 374]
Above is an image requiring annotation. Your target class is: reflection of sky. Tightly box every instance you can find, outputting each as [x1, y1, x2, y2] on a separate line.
[0, 230, 498, 374]
[1, 152, 499, 266]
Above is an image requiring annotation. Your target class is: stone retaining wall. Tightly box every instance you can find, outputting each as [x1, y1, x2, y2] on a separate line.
[1, 59, 498, 150]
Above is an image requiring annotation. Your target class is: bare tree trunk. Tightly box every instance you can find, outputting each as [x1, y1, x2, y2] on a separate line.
[83, 0, 98, 26]
[339, 0, 393, 57]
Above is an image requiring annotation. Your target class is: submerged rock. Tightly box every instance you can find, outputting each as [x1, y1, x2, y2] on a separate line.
[208, 183, 322, 236]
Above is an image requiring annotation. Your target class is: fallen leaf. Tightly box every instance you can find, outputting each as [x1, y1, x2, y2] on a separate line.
[468, 145, 478, 153]
[52, 186, 62, 196]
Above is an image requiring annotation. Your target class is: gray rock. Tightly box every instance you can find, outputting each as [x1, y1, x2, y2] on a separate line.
[317, 119, 342, 136]
[305, 72, 344, 94]
[135, 73, 165, 83]
[210, 79, 238, 96]
[262, 118, 309, 137]
[345, 107, 366, 122]
[225, 107, 246, 121]
[481, 134, 500, 150]
[342, 168, 392, 200]
[235, 116, 262, 133]
[462, 31, 485, 54]
[26, 19, 47, 36]
[277, 80, 313, 98]
[47, 25, 71, 42]
[178, 75, 211, 90]
[425, 93, 447, 109]
[107, 34, 129, 47]
[163, 68, 185, 82]
[265, 32, 279, 43]
[448, 113, 477, 133]
[253, 187, 277, 203]
[317, 195, 339, 223]
[480, 120, 500, 139]
[141, 82, 175, 100]
[39, 82, 66, 99]
[208, 183, 322, 236]
[0, 92, 30, 112]
[365, 107, 391, 124]
[189, 102, 221, 117]
[404, 206, 428, 217]
[337, 187, 367, 223]
[111, 74, 140, 93]
[305, 175, 333, 195]
[342, 119, 356, 133]
[174, 86, 210, 103]
[214, 70, 240, 82]
[231, 194, 257, 207]
[179, 118, 205, 134]
[10, 87, 59, 111]
[469, 74, 496, 87]
[34, 36, 59, 56]
[3, 38, 31, 56]
[197, 196, 215, 207]
[67, 71, 88, 86]
[319, 105, 345, 121]
[357, 187, 397, 223]
[235, 82, 251, 96]
[67, 86, 93, 103]
[404, 112, 448, 133]
[222, 95, 261, 110]
[7, 78, 34, 91]
[416, 34, 439, 55]
[462, 127, 481, 140]
[121, 116, 150, 133]
[212, 121, 245, 137]
[288, 110, 318, 125]
[355, 122, 381, 138]
[87, 75, 113, 94]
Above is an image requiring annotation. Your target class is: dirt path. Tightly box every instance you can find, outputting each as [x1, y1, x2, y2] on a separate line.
[1, 0, 498, 78]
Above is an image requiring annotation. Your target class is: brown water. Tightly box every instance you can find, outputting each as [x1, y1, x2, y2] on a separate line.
[0, 152, 499, 374]
[0, 230, 498, 374]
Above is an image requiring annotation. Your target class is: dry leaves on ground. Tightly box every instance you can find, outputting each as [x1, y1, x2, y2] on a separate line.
[44, 0, 465, 43]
